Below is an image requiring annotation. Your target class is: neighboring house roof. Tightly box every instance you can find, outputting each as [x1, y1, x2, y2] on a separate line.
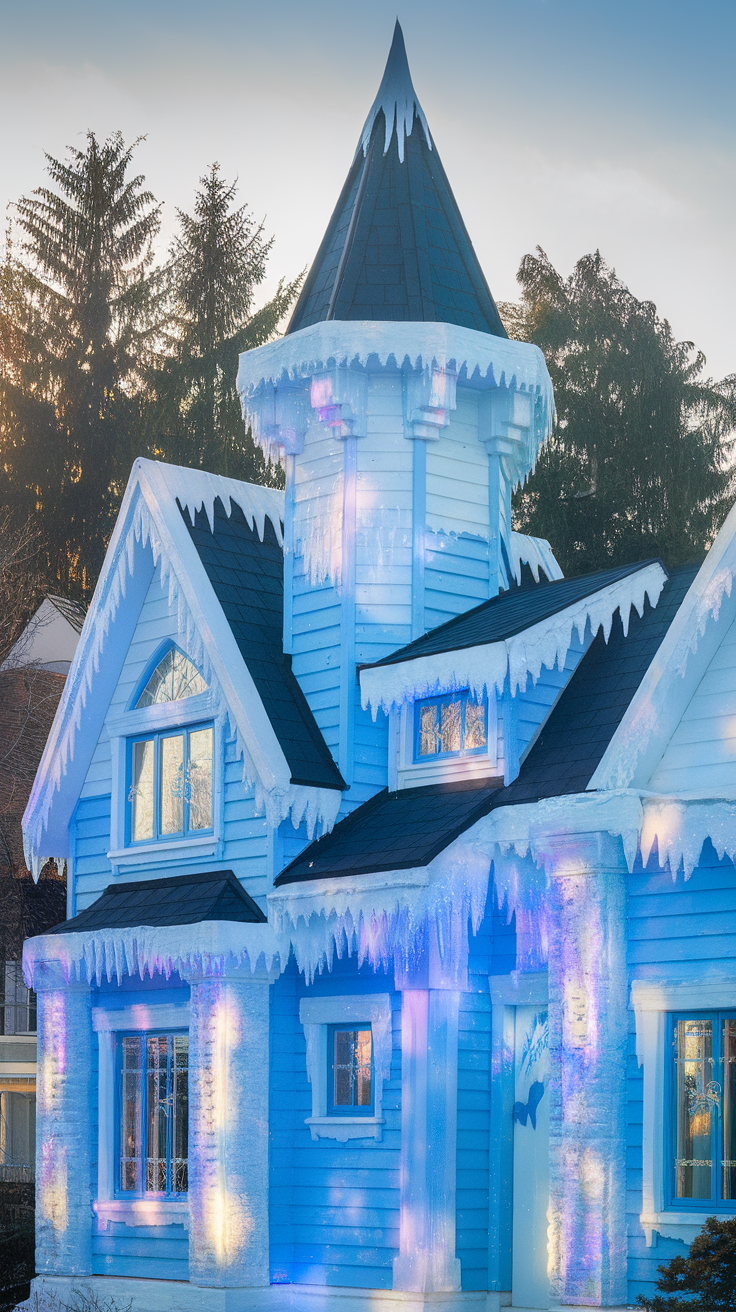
[48, 869, 266, 934]
[276, 563, 699, 884]
[3, 595, 86, 674]
[286, 21, 507, 338]
[363, 560, 663, 668]
[182, 499, 345, 791]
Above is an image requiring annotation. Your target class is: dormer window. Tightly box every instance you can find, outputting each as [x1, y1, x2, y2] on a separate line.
[135, 647, 207, 708]
[414, 690, 487, 762]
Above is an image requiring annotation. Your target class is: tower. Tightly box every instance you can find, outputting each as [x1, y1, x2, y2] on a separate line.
[237, 22, 553, 800]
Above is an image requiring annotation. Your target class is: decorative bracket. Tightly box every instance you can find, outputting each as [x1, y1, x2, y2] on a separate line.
[310, 368, 367, 439]
[478, 387, 534, 463]
[403, 365, 457, 440]
[247, 384, 312, 456]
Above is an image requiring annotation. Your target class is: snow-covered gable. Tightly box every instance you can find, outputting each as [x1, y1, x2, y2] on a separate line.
[23, 458, 343, 877]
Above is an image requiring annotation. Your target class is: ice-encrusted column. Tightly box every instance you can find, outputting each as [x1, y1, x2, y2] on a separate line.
[545, 832, 628, 1307]
[393, 937, 463, 1294]
[33, 962, 93, 1276]
[187, 964, 271, 1288]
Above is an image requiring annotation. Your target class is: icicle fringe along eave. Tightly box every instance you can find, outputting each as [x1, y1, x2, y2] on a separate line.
[22, 461, 332, 877]
[510, 531, 564, 584]
[22, 921, 283, 990]
[237, 321, 554, 452]
[359, 561, 667, 717]
[149, 459, 285, 546]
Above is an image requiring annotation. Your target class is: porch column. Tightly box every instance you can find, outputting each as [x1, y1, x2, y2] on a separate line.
[32, 962, 93, 1276]
[546, 832, 628, 1306]
[393, 985, 462, 1293]
[187, 964, 271, 1288]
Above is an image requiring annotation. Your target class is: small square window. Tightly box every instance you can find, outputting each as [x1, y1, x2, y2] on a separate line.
[413, 691, 487, 763]
[327, 1025, 373, 1116]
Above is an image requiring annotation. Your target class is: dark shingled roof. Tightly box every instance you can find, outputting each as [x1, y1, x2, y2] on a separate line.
[362, 559, 663, 669]
[276, 562, 699, 884]
[287, 22, 507, 338]
[48, 870, 266, 933]
[181, 498, 345, 793]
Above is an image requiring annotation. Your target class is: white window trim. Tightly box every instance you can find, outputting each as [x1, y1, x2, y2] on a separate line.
[299, 994, 392, 1142]
[107, 705, 225, 871]
[632, 977, 736, 1248]
[93, 1000, 190, 1232]
[394, 697, 499, 791]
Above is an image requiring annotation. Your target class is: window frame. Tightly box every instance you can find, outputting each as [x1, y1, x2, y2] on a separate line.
[666, 1008, 736, 1212]
[114, 1028, 189, 1202]
[129, 641, 208, 713]
[412, 689, 489, 764]
[326, 1023, 374, 1117]
[125, 720, 215, 847]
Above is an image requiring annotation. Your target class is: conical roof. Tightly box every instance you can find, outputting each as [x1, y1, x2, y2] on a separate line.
[286, 22, 507, 338]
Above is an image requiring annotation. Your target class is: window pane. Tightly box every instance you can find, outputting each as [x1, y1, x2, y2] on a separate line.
[146, 1036, 169, 1193]
[130, 740, 154, 841]
[160, 736, 184, 835]
[418, 704, 438, 757]
[120, 1037, 142, 1192]
[354, 1029, 372, 1107]
[188, 728, 213, 831]
[464, 698, 487, 750]
[723, 1019, 736, 1199]
[333, 1030, 354, 1106]
[332, 1028, 372, 1109]
[137, 648, 207, 707]
[439, 700, 462, 753]
[172, 1037, 189, 1194]
[675, 1018, 714, 1200]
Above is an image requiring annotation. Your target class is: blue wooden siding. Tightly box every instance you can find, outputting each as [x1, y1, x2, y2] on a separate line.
[426, 393, 487, 543]
[270, 958, 401, 1289]
[425, 532, 489, 632]
[626, 842, 736, 1300]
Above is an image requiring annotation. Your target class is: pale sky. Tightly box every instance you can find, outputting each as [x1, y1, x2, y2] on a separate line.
[1, 0, 734, 378]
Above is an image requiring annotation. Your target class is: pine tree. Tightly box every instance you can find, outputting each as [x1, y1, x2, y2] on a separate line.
[505, 249, 736, 574]
[636, 1214, 736, 1309]
[0, 132, 162, 595]
[149, 164, 301, 482]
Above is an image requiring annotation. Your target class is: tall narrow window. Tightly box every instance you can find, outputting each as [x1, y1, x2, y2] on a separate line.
[127, 724, 213, 844]
[670, 1012, 736, 1208]
[119, 1033, 188, 1196]
[328, 1026, 373, 1115]
[414, 690, 487, 762]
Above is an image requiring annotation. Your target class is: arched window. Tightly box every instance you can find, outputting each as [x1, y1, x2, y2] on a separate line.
[136, 648, 207, 709]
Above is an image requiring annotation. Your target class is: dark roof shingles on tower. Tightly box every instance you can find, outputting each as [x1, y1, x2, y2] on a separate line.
[287, 22, 507, 338]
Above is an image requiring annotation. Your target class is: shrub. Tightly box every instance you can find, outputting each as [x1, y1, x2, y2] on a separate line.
[637, 1214, 736, 1310]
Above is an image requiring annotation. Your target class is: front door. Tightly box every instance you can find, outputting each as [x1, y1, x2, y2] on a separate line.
[512, 1006, 550, 1309]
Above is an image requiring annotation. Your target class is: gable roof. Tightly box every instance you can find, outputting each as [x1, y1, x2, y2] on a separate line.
[182, 498, 344, 791]
[364, 560, 663, 667]
[276, 564, 698, 884]
[286, 21, 507, 338]
[48, 869, 266, 934]
[23, 460, 343, 876]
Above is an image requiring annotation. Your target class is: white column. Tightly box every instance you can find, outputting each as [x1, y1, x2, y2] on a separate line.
[33, 963, 92, 1276]
[393, 987, 462, 1293]
[187, 966, 271, 1288]
[546, 833, 628, 1307]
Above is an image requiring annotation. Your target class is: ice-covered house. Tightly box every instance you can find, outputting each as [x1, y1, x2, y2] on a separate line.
[20, 21, 736, 1312]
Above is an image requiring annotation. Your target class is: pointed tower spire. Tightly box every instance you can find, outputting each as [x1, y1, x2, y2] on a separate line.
[286, 21, 507, 338]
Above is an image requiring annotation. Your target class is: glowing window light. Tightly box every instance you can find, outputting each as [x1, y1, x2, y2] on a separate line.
[119, 1032, 188, 1196]
[414, 690, 487, 762]
[136, 648, 207, 708]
